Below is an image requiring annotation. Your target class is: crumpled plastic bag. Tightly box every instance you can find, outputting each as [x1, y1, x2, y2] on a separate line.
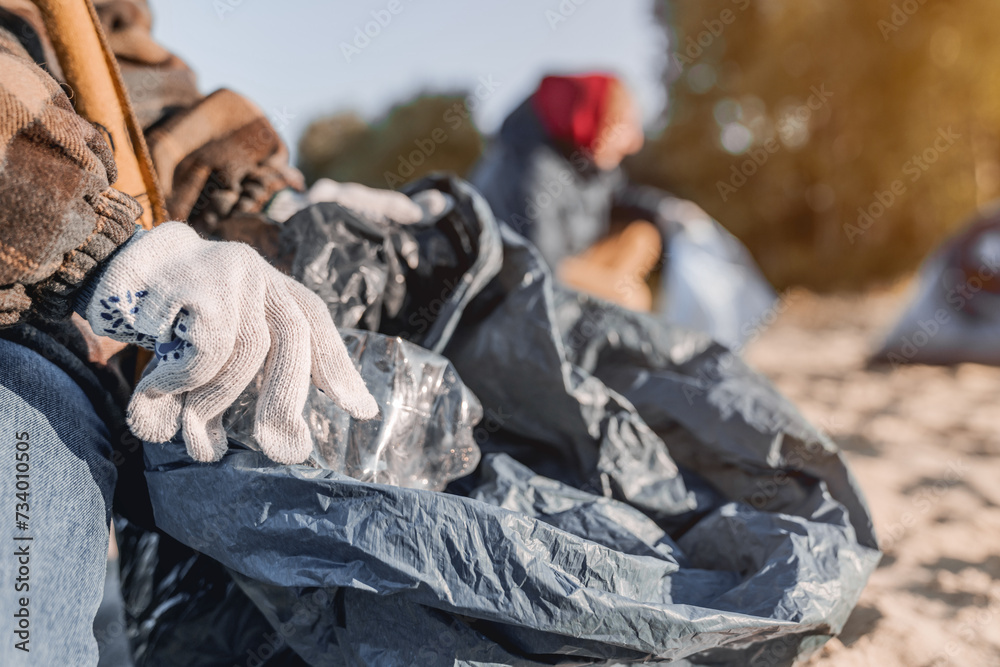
[128, 175, 879, 666]
[114, 517, 308, 667]
[615, 185, 778, 351]
[116, 320, 481, 664]
[142, 443, 875, 666]
[277, 176, 502, 353]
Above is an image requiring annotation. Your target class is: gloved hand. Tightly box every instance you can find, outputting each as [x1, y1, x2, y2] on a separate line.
[306, 179, 429, 223]
[85, 222, 378, 464]
[267, 178, 450, 225]
[146, 89, 305, 227]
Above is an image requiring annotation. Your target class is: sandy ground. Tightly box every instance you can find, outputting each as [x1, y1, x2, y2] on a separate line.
[743, 288, 1000, 667]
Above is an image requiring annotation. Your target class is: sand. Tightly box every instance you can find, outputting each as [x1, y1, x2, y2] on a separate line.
[743, 288, 1000, 666]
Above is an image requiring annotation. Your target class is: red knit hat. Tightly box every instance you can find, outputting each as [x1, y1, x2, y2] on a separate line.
[532, 74, 619, 152]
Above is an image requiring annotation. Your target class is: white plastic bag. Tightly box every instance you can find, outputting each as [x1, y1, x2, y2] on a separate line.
[656, 199, 777, 351]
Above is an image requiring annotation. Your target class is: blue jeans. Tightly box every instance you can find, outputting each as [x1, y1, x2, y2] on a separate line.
[0, 337, 117, 666]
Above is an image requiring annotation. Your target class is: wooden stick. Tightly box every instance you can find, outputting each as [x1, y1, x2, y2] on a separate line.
[33, 0, 166, 229]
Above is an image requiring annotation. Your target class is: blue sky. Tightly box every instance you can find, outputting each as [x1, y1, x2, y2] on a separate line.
[147, 1, 667, 155]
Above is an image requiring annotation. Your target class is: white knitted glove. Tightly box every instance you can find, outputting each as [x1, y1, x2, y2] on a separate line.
[267, 179, 450, 224]
[85, 222, 379, 464]
[307, 179, 424, 223]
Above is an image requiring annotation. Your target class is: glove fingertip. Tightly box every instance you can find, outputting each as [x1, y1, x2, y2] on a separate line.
[395, 208, 423, 225]
[187, 441, 226, 463]
[126, 411, 172, 444]
[254, 419, 312, 465]
[340, 389, 380, 421]
[127, 391, 182, 443]
[264, 443, 312, 466]
[181, 418, 229, 463]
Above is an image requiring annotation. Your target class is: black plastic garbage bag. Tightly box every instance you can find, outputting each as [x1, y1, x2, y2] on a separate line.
[117, 320, 482, 665]
[439, 223, 880, 664]
[114, 517, 308, 666]
[134, 175, 879, 665]
[278, 176, 501, 353]
[462, 227, 875, 544]
[141, 443, 874, 665]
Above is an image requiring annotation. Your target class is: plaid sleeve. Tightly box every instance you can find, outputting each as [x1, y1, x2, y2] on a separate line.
[0, 29, 141, 326]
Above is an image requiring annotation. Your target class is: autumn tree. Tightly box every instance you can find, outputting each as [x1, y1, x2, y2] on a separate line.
[629, 0, 1000, 289]
[298, 93, 484, 190]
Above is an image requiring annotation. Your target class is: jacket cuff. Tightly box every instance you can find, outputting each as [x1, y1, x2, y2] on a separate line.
[30, 187, 143, 322]
[72, 225, 146, 320]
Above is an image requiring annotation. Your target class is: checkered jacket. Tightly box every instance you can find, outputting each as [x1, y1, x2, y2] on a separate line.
[0, 27, 140, 326]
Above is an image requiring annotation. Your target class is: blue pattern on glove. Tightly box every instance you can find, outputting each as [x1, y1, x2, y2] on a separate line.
[98, 290, 153, 346]
[97, 291, 192, 361]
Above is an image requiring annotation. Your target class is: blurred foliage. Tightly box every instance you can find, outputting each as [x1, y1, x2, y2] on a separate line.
[297, 94, 484, 190]
[628, 0, 999, 290]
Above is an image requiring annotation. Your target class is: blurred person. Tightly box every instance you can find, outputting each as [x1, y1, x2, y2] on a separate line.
[471, 73, 660, 311]
[93, 0, 303, 232]
[90, 0, 439, 248]
[473, 72, 777, 347]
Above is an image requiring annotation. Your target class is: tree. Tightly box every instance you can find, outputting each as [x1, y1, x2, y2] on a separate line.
[629, 0, 1000, 289]
[298, 93, 484, 190]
